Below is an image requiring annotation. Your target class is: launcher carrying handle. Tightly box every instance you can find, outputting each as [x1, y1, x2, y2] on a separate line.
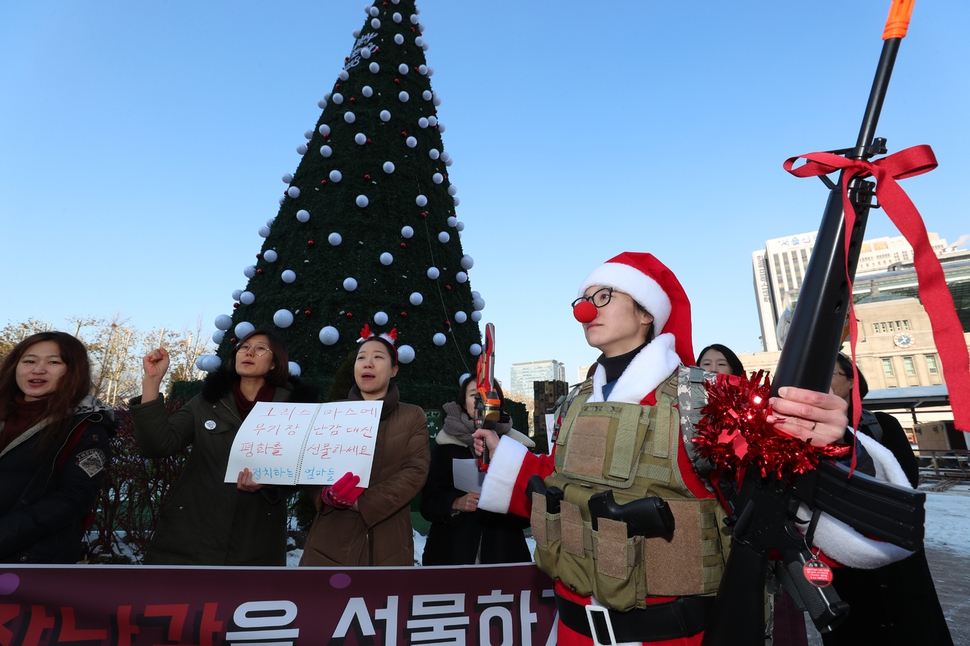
[883, 0, 915, 40]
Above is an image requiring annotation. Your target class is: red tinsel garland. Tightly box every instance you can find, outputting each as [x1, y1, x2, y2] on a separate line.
[692, 372, 849, 482]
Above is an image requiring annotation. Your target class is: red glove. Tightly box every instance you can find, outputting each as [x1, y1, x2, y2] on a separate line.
[321, 472, 364, 509]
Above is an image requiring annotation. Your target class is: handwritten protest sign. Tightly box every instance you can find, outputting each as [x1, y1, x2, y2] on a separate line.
[224, 401, 383, 486]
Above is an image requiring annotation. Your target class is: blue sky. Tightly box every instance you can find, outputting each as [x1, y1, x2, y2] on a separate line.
[2, 1, 967, 389]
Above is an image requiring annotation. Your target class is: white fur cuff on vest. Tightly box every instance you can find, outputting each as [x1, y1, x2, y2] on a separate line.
[589, 334, 681, 404]
[479, 436, 529, 515]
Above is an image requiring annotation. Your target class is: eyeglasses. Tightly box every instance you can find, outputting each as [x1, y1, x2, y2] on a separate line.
[237, 344, 272, 357]
[833, 371, 848, 378]
[571, 287, 616, 309]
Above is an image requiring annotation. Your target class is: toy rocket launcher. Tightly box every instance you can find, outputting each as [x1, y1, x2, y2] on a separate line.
[474, 323, 501, 469]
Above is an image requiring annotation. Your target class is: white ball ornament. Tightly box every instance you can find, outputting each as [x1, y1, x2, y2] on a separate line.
[212, 330, 225, 344]
[318, 124, 330, 136]
[394, 34, 404, 45]
[460, 254, 474, 270]
[282, 172, 293, 183]
[409, 292, 423, 306]
[471, 311, 483, 322]
[329, 170, 343, 182]
[401, 226, 414, 238]
[368, 6, 379, 17]
[287, 186, 300, 198]
[344, 112, 356, 123]
[374, 311, 389, 326]
[353, 29, 361, 37]
[397, 345, 415, 364]
[319, 326, 340, 345]
[281, 270, 296, 283]
[263, 250, 278, 262]
[410, 14, 418, 24]
[418, 117, 429, 129]
[369, 62, 380, 73]
[279, 196, 286, 205]
[383, 161, 395, 173]
[360, 47, 372, 59]
[244, 265, 256, 278]
[332, 93, 344, 105]
[328, 232, 342, 246]
[428, 148, 440, 160]
[415, 37, 425, 47]
[398, 91, 409, 102]
[380, 252, 394, 266]
[398, 63, 408, 74]
[320, 145, 332, 157]
[432, 173, 443, 184]
[380, 110, 391, 122]
[426, 267, 440, 279]
[456, 272, 468, 283]
[438, 231, 450, 243]
[428, 115, 437, 126]
[317, 98, 328, 109]
[433, 333, 447, 347]
[258, 226, 271, 238]
[288, 361, 301, 377]
[447, 216, 458, 227]
[356, 195, 369, 208]
[196, 355, 221, 372]
[266, 217, 276, 227]
[415, 194, 428, 207]
[304, 130, 313, 139]
[273, 309, 295, 328]
[231, 290, 243, 301]
[338, 70, 349, 81]
[392, 12, 402, 23]
[470, 344, 482, 356]
[427, 66, 435, 76]
[296, 144, 308, 155]
[441, 151, 452, 163]
[473, 296, 485, 311]
[447, 185, 458, 196]
[419, 65, 428, 75]
[456, 221, 465, 231]
[343, 277, 358, 291]
[296, 209, 310, 222]
[215, 314, 233, 330]
[235, 321, 255, 337]
[370, 18, 380, 29]
[355, 133, 367, 145]
[454, 311, 467, 324]
[406, 136, 417, 148]
[362, 85, 373, 97]
[422, 90, 433, 101]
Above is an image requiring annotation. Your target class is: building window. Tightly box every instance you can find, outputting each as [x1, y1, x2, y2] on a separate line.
[903, 320, 910, 330]
[903, 356, 916, 376]
[881, 322, 888, 333]
[895, 321, 902, 330]
[882, 358, 894, 377]
[926, 355, 939, 374]
[873, 323, 879, 334]
[888, 321, 895, 332]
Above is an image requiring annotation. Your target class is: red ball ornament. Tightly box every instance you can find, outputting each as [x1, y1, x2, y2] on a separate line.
[305, 310, 312, 316]
[400, 242, 407, 248]
[350, 97, 356, 103]
[233, 303, 239, 308]
[335, 83, 341, 88]
[307, 240, 315, 247]
[256, 268, 263, 275]
[401, 131, 407, 137]
[364, 174, 371, 180]
[445, 285, 451, 291]
[346, 312, 354, 318]
[321, 179, 327, 185]
[411, 27, 415, 32]
[400, 311, 407, 318]
[394, 78, 400, 84]
[413, 66, 418, 72]
[573, 300, 598, 323]
[256, 253, 261, 259]
[445, 320, 451, 326]
[344, 56, 349, 61]
[366, 138, 372, 143]
[323, 133, 330, 139]
[230, 338, 237, 344]
[420, 211, 428, 218]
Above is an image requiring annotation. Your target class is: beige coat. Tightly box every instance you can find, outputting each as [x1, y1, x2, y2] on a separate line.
[300, 385, 429, 566]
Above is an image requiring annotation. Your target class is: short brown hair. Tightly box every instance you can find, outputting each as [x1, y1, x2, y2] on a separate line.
[227, 329, 290, 387]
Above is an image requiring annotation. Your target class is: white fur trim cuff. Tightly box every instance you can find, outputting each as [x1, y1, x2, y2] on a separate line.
[479, 436, 528, 515]
[579, 262, 672, 334]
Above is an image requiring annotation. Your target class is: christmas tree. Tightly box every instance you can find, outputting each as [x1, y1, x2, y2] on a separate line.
[205, 1, 485, 409]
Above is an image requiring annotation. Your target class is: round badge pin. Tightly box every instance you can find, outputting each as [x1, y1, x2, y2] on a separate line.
[204, 420, 217, 430]
[803, 558, 833, 587]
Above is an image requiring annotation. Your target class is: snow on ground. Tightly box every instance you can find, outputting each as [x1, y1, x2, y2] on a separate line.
[922, 486, 970, 554]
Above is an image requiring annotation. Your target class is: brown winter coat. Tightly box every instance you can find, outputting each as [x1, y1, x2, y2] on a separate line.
[300, 384, 429, 567]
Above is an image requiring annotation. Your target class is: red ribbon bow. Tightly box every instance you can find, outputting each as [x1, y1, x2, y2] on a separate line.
[784, 145, 970, 433]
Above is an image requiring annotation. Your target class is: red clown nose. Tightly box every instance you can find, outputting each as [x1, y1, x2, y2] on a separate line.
[573, 300, 597, 323]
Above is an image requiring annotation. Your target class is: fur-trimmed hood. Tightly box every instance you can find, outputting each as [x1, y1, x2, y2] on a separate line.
[200, 369, 319, 404]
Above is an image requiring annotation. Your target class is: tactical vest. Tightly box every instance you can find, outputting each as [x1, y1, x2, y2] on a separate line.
[531, 368, 732, 611]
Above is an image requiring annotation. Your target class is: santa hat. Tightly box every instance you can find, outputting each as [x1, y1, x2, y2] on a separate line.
[578, 252, 694, 366]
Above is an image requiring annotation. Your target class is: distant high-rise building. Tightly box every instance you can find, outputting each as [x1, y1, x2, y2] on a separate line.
[577, 365, 591, 384]
[510, 360, 566, 398]
[752, 231, 951, 351]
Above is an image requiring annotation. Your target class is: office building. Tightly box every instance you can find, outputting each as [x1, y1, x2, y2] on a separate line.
[510, 360, 566, 398]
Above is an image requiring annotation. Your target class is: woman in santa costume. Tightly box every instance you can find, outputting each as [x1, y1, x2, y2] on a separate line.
[475, 252, 909, 646]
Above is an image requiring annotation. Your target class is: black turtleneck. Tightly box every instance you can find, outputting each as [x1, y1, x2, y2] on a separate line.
[596, 341, 649, 384]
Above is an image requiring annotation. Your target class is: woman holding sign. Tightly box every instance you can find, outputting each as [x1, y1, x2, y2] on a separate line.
[131, 329, 317, 566]
[300, 329, 429, 567]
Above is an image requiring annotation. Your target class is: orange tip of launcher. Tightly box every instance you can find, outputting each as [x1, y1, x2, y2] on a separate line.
[883, 0, 915, 40]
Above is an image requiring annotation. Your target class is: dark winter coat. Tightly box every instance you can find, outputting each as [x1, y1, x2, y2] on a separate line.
[822, 411, 952, 646]
[300, 384, 429, 567]
[129, 371, 318, 566]
[420, 430, 532, 566]
[0, 396, 116, 564]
